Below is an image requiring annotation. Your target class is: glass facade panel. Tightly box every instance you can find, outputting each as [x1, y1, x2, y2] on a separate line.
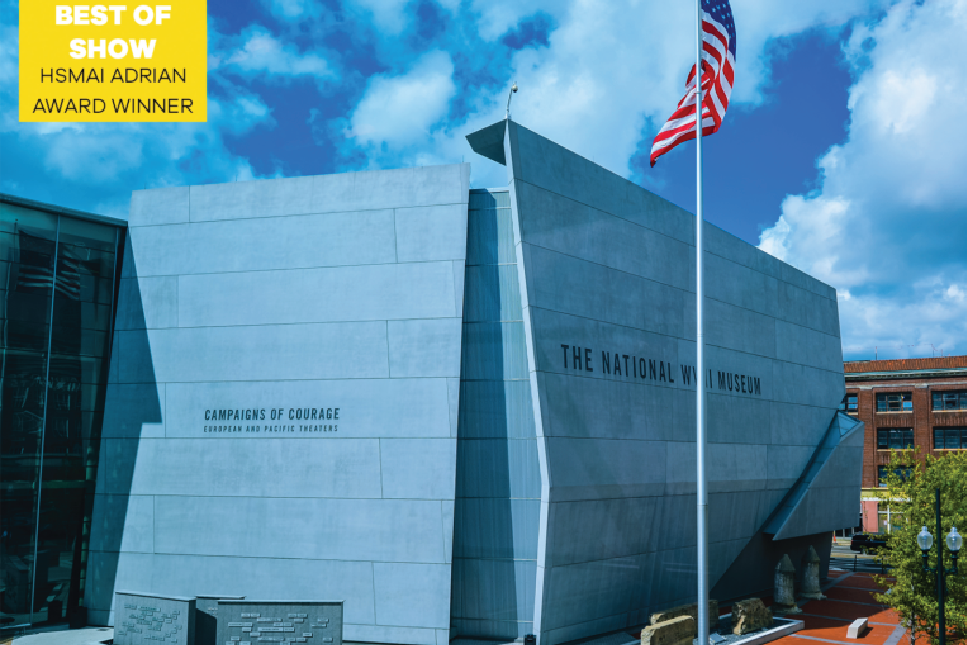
[0, 199, 121, 629]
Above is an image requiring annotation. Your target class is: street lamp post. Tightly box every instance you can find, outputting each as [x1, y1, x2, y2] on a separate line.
[916, 488, 962, 645]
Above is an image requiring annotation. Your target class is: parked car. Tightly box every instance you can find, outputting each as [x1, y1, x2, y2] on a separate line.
[850, 533, 889, 554]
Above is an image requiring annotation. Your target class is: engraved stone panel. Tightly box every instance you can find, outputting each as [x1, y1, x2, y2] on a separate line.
[195, 596, 245, 645]
[217, 602, 342, 645]
[114, 592, 195, 645]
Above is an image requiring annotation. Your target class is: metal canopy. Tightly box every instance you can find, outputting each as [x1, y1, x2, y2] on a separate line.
[466, 119, 507, 166]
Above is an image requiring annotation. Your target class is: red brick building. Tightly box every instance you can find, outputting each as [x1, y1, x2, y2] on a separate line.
[844, 355, 967, 533]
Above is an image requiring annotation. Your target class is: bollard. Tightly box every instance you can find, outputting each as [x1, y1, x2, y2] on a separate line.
[802, 545, 825, 600]
[774, 554, 802, 614]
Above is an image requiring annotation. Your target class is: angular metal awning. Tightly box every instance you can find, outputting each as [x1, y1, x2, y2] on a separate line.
[762, 412, 865, 541]
[466, 119, 508, 166]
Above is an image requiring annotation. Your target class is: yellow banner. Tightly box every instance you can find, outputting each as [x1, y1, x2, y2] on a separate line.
[19, 2, 207, 122]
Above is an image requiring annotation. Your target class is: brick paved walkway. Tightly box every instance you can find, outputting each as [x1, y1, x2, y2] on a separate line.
[765, 569, 963, 645]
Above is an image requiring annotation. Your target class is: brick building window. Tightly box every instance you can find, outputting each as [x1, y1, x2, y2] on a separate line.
[877, 428, 914, 450]
[933, 427, 967, 450]
[839, 394, 858, 413]
[878, 465, 912, 487]
[932, 391, 967, 411]
[877, 392, 912, 412]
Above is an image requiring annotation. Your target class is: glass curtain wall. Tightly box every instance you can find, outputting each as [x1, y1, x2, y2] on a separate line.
[1, 200, 122, 630]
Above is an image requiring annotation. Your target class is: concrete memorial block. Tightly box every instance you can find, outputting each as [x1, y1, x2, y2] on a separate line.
[196, 596, 245, 645]
[731, 598, 772, 635]
[801, 546, 825, 600]
[114, 592, 195, 645]
[773, 555, 801, 615]
[846, 618, 869, 639]
[216, 601, 343, 645]
[641, 616, 695, 645]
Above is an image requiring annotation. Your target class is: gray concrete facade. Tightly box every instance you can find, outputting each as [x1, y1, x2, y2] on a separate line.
[87, 165, 471, 645]
[88, 121, 858, 645]
[488, 120, 848, 645]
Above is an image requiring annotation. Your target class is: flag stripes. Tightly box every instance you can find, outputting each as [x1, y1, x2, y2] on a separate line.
[650, 0, 736, 167]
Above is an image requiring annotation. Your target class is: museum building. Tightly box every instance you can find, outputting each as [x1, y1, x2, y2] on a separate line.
[2, 121, 861, 645]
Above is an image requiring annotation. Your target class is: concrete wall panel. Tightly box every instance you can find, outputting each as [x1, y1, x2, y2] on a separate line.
[396, 205, 470, 263]
[93, 167, 469, 642]
[122, 210, 397, 279]
[151, 496, 445, 562]
[97, 438, 382, 498]
[129, 187, 188, 226]
[118, 322, 389, 384]
[374, 563, 452, 629]
[381, 438, 458, 499]
[500, 121, 847, 645]
[178, 262, 458, 327]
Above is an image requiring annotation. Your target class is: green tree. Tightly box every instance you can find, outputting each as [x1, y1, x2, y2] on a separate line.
[874, 448, 966, 645]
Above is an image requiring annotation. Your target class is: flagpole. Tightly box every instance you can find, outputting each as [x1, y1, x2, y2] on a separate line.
[695, 0, 709, 644]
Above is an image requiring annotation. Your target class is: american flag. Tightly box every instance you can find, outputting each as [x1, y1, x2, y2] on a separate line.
[14, 230, 55, 292]
[650, 0, 736, 167]
[55, 244, 83, 301]
[14, 230, 84, 301]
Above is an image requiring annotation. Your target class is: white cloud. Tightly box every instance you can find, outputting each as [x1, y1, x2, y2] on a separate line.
[347, 50, 456, 147]
[11, 89, 269, 196]
[267, 0, 314, 19]
[0, 20, 271, 218]
[467, 0, 569, 41]
[214, 28, 333, 79]
[347, 0, 412, 35]
[336, 0, 895, 188]
[758, 0, 967, 358]
[0, 26, 20, 87]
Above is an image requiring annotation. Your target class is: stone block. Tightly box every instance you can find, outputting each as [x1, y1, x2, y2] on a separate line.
[774, 554, 801, 615]
[216, 600, 343, 645]
[641, 616, 695, 645]
[801, 546, 825, 600]
[846, 618, 869, 639]
[650, 601, 718, 637]
[731, 598, 772, 635]
[113, 591, 195, 645]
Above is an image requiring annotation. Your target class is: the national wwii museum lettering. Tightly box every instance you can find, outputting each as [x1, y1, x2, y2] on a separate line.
[203, 407, 340, 434]
[560, 343, 762, 396]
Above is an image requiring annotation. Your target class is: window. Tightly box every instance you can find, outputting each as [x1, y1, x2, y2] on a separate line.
[877, 392, 912, 412]
[878, 465, 912, 487]
[933, 427, 967, 450]
[932, 391, 967, 411]
[877, 509, 905, 534]
[877, 428, 914, 450]
[839, 394, 858, 414]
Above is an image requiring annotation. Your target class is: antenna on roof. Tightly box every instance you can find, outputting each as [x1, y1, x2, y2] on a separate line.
[506, 81, 518, 120]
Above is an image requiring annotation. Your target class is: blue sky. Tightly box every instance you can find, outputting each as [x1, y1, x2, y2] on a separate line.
[2, 0, 965, 360]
